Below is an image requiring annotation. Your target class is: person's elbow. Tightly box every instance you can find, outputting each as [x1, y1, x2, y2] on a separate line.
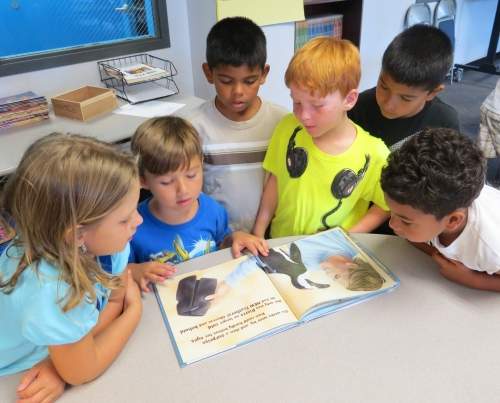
[57, 369, 95, 386]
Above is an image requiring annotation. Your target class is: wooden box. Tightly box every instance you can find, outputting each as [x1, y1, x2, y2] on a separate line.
[51, 86, 118, 121]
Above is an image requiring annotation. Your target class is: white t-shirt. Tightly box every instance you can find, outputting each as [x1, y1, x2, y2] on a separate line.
[430, 185, 500, 274]
[188, 99, 288, 232]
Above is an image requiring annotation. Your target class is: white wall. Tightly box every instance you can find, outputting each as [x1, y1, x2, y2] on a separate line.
[358, 0, 415, 90]
[186, 0, 216, 102]
[454, 0, 500, 64]
[0, 0, 195, 99]
[260, 23, 295, 110]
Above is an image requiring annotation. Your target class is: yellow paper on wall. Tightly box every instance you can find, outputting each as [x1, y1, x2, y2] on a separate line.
[216, 0, 305, 26]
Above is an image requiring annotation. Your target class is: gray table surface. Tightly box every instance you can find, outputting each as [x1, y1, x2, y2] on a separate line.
[2, 233, 499, 403]
[0, 94, 205, 176]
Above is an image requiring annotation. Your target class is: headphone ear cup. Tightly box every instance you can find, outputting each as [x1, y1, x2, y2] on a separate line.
[287, 148, 308, 178]
[331, 170, 357, 199]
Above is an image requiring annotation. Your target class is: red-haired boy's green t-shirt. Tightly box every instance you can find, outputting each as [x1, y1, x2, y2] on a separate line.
[263, 114, 389, 238]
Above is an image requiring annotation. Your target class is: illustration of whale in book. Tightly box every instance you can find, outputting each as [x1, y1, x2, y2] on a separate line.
[255, 243, 330, 290]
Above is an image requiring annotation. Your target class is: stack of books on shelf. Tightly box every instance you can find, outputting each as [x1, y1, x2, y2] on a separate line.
[0, 92, 49, 130]
[103, 63, 169, 85]
[295, 14, 343, 51]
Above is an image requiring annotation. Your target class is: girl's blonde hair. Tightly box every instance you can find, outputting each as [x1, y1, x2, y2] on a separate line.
[346, 257, 385, 291]
[0, 133, 138, 311]
[285, 36, 360, 98]
[131, 116, 203, 176]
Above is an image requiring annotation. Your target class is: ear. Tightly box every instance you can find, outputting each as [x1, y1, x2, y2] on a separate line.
[260, 64, 270, 84]
[65, 225, 86, 247]
[139, 175, 149, 190]
[443, 209, 467, 233]
[425, 84, 444, 101]
[202, 63, 214, 84]
[343, 89, 359, 111]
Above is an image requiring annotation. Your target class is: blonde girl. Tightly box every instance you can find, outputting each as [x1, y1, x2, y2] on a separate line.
[0, 133, 143, 402]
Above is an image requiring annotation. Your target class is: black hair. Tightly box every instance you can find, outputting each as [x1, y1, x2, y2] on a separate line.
[381, 128, 486, 219]
[206, 16, 267, 69]
[382, 25, 453, 91]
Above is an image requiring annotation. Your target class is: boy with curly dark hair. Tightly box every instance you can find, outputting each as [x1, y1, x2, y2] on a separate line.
[381, 128, 500, 291]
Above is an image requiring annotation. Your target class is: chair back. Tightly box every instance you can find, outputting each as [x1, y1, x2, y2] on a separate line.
[434, 0, 456, 48]
[404, 3, 432, 28]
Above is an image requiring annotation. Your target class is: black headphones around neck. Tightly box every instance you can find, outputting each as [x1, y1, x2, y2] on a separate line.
[321, 154, 371, 229]
[284, 125, 371, 230]
[286, 126, 308, 178]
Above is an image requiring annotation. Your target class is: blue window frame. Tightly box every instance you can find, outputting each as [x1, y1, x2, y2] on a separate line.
[0, 0, 170, 77]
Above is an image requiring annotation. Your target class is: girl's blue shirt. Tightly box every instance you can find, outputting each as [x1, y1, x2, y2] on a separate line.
[0, 242, 129, 376]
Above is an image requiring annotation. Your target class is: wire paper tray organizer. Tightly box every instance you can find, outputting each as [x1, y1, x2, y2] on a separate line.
[97, 54, 179, 104]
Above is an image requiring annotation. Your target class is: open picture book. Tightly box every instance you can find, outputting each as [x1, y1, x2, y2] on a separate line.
[154, 227, 400, 366]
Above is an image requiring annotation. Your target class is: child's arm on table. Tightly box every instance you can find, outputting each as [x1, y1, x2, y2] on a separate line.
[47, 271, 142, 386]
[16, 358, 65, 403]
[349, 205, 389, 233]
[90, 270, 129, 336]
[252, 173, 278, 238]
[15, 269, 133, 402]
[432, 253, 500, 292]
[410, 241, 439, 256]
[128, 261, 176, 293]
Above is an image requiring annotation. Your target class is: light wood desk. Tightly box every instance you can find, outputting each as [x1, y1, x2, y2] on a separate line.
[0, 94, 205, 177]
[1, 234, 499, 403]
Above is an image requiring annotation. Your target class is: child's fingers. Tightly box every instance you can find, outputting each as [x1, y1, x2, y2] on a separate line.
[17, 367, 39, 393]
[149, 263, 176, 276]
[146, 271, 170, 282]
[255, 239, 269, 256]
[17, 388, 46, 403]
[230, 241, 242, 258]
[159, 264, 176, 276]
[165, 266, 177, 275]
[16, 379, 43, 400]
[40, 395, 57, 403]
[139, 279, 151, 293]
[244, 242, 260, 256]
[17, 388, 53, 403]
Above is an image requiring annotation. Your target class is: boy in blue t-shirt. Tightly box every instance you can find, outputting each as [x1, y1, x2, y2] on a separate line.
[129, 116, 268, 292]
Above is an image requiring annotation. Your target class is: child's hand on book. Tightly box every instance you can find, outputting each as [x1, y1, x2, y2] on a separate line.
[132, 262, 177, 292]
[230, 231, 269, 258]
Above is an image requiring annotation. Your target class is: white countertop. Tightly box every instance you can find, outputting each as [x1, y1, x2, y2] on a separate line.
[0, 94, 205, 176]
[2, 233, 499, 403]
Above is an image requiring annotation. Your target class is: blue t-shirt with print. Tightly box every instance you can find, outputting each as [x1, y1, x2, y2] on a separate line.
[129, 193, 231, 264]
[0, 243, 129, 376]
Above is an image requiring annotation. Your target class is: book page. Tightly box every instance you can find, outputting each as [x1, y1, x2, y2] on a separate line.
[155, 256, 297, 365]
[256, 228, 398, 320]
